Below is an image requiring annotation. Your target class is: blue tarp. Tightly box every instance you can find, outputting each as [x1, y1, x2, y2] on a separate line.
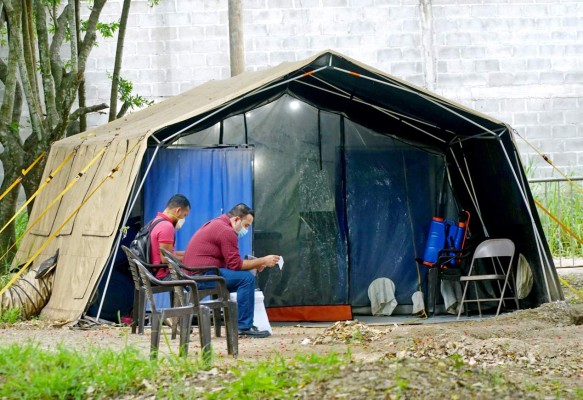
[143, 147, 253, 258]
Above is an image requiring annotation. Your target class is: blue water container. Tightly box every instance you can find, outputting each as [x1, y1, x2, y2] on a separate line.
[422, 217, 445, 266]
[446, 221, 467, 265]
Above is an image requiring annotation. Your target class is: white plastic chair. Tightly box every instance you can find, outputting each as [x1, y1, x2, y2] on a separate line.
[457, 238, 519, 319]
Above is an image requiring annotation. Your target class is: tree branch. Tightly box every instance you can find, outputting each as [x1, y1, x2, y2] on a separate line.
[116, 101, 131, 119]
[109, 0, 131, 122]
[34, 0, 58, 129]
[78, 0, 107, 73]
[69, 103, 108, 122]
[49, 4, 69, 89]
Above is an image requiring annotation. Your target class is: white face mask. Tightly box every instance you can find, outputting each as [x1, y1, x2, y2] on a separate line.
[176, 218, 185, 230]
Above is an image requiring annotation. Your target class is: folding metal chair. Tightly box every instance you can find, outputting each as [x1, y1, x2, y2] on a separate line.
[457, 238, 520, 320]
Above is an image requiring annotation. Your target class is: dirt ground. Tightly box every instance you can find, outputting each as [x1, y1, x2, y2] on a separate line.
[1, 273, 582, 398]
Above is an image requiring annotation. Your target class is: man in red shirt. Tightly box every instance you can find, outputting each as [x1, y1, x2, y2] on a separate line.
[149, 194, 191, 280]
[145, 194, 191, 314]
[183, 203, 280, 338]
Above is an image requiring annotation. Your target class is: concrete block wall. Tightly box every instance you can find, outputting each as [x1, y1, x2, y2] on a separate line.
[61, 0, 583, 178]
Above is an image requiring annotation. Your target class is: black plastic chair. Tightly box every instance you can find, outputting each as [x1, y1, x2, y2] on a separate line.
[121, 245, 170, 335]
[133, 258, 212, 360]
[425, 247, 472, 316]
[160, 248, 238, 357]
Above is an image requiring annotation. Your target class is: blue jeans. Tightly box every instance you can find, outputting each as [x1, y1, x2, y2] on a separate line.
[198, 269, 256, 331]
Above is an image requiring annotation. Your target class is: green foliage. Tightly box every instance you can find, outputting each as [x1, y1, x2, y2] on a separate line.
[113, 74, 155, 110]
[9, 121, 20, 136]
[81, 20, 120, 38]
[449, 353, 464, 369]
[40, 0, 62, 6]
[206, 352, 347, 400]
[0, 212, 28, 274]
[147, 0, 161, 6]
[15, 211, 28, 240]
[530, 178, 583, 257]
[0, 343, 159, 399]
[0, 307, 22, 324]
[0, 24, 7, 47]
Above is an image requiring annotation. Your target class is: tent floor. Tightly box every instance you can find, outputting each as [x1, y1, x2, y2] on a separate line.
[271, 312, 497, 327]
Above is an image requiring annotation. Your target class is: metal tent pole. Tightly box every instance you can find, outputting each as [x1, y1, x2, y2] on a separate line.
[163, 66, 329, 144]
[496, 129, 554, 300]
[448, 147, 489, 237]
[94, 142, 163, 322]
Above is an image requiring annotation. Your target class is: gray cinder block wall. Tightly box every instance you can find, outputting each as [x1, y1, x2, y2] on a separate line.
[42, 0, 583, 178]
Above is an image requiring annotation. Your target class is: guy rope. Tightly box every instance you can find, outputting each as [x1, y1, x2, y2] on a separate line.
[0, 151, 46, 203]
[0, 136, 144, 298]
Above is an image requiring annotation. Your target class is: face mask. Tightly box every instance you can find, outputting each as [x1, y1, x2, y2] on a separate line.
[176, 218, 185, 230]
[237, 226, 248, 238]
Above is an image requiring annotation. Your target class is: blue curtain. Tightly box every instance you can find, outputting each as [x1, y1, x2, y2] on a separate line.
[143, 147, 254, 258]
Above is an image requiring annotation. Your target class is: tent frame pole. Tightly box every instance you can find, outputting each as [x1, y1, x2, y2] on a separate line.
[162, 66, 329, 144]
[331, 66, 502, 139]
[496, 129, 557, 300]
[295, 78, 448, 144]
[448, 147, 489, 237]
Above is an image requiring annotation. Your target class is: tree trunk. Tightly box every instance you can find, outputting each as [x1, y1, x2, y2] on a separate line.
[75, 0, 86, 133]
[0, 0, 108, 267]
[109, 0, 132, 122]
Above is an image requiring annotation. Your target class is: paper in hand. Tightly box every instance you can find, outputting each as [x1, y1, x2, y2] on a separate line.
[277, 256, 284, 270]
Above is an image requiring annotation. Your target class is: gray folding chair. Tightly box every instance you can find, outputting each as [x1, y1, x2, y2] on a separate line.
[457, 238, 519, 320]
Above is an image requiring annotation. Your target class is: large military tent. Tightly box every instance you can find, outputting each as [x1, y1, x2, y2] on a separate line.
[13, 50, 563, 323]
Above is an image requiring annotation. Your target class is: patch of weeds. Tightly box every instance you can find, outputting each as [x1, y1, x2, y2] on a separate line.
[206, 352, 349, 400]
[0, 343, 158, 398]
[350, 329, 363, 344]
[207, 356, 297, 400]
[449, 353, 464, 369]
[393, 365, 410, 399]
[490, 372, 505, 387]
[294, 351, 348, 383]
[0, 307, 22, 324]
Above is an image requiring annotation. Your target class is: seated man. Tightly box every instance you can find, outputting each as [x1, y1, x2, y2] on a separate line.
[182, 203, 280, 338]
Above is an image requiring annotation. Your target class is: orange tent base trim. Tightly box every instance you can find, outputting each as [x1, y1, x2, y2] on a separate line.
[266, 305, 353, 322]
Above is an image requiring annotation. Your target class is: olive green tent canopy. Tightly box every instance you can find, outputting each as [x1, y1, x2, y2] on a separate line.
[11, 50, 562, 323]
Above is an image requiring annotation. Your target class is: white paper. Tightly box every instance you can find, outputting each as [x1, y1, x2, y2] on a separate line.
[277, 256, 284, 270]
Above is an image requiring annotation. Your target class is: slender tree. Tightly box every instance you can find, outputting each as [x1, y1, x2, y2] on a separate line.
[0, 0, 108, 270]
[109, 0, 131, 122]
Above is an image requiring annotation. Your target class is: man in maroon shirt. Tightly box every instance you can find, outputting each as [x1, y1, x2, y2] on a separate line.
[183, 203, 279, 338]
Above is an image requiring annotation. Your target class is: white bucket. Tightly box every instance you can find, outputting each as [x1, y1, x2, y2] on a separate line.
[229, 290, 272, 334]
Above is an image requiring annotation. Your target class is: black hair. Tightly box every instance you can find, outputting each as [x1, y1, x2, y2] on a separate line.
[227, 203, 254, 218]
[166, 194, 191, 210]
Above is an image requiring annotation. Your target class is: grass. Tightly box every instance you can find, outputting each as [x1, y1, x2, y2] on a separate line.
[0, 342, 349, 399]
[0, 343, 159, 399]
[529, 178, 583, 258]
[0, 211, 29, 275]
[0, 307, 22, 324]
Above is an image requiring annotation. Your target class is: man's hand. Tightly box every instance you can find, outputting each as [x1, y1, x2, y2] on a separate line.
[261, 255, 280, 267]
[242, 254, 280, 271]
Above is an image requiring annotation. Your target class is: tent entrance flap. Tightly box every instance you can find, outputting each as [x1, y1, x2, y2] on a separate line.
[344, 147, 444, 308]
